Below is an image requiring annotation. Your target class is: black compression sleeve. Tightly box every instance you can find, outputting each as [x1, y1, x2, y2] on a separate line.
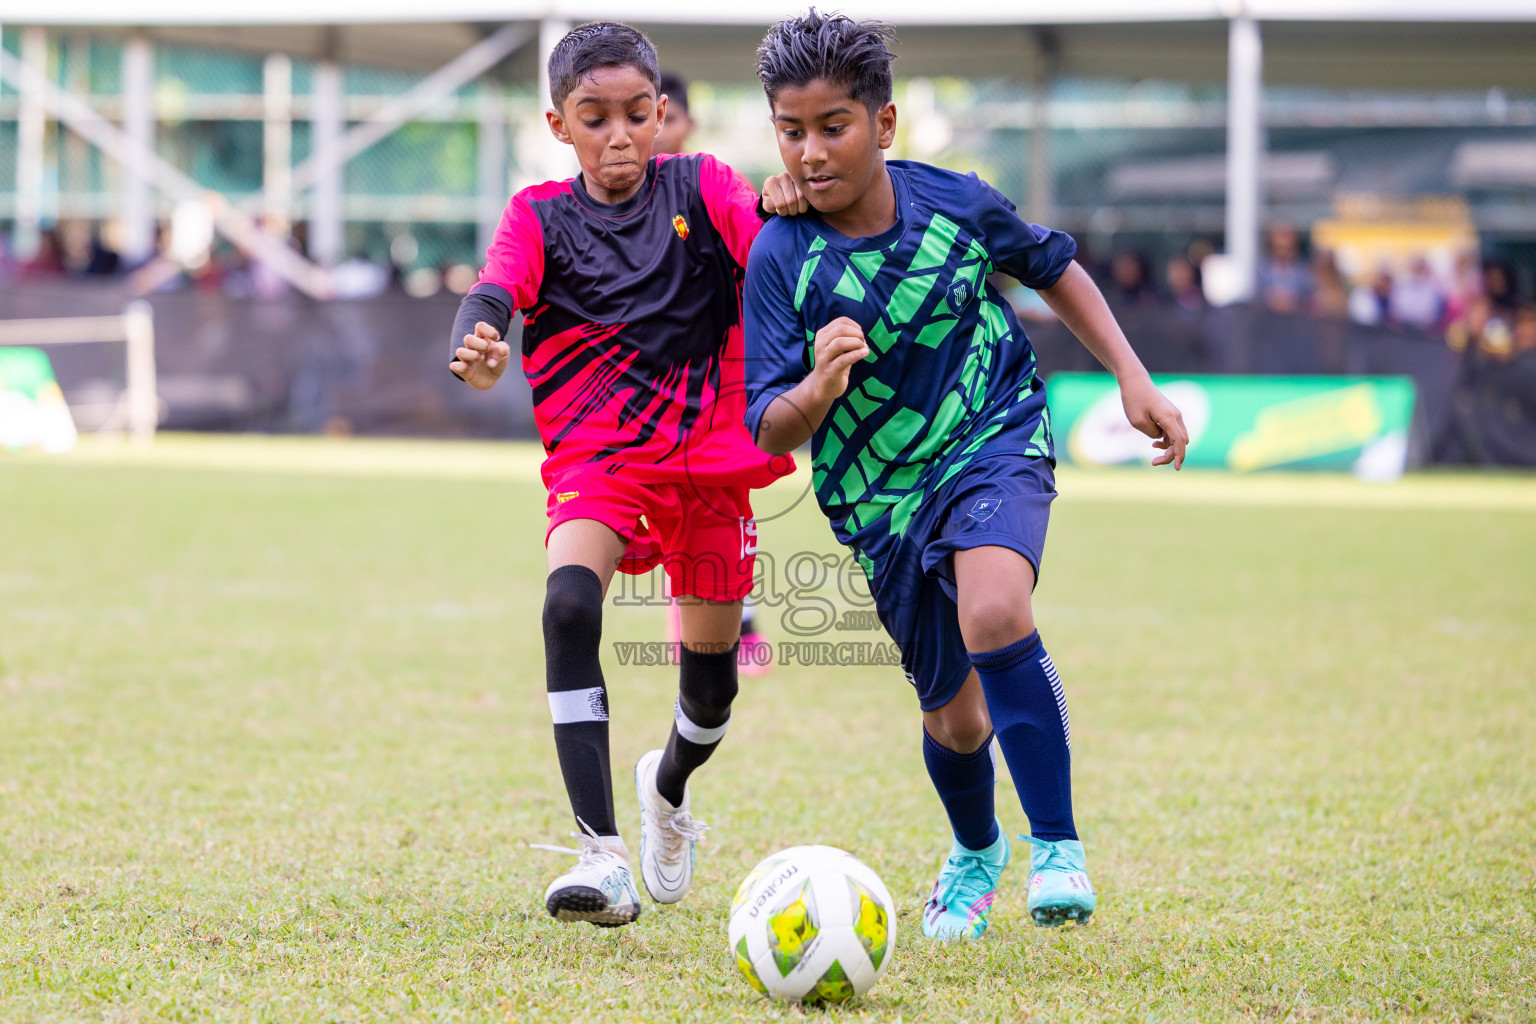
[449, 286, 514, 381]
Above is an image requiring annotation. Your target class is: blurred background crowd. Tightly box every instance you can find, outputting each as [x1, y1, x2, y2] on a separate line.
[2, 12, 1534, 463]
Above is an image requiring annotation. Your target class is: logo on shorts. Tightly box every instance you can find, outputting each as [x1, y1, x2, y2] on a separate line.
[557, 491, 580, 504]
[968, 497, 1000, 522]
[673, 215, 689, 240]
[740, 518, 759, 558]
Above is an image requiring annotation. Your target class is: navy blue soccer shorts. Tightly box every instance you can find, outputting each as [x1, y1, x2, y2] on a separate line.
[865, 454, 1055, 711]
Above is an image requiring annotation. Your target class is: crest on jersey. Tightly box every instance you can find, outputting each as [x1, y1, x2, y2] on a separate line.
[673, 215, 689, 240]
[946, 277, 973, 314]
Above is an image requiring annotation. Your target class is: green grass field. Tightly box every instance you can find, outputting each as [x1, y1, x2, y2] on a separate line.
[2, 436, 1533, 1023]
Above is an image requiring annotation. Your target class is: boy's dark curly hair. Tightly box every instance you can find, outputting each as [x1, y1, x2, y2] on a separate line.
[755, 9, 897, 112]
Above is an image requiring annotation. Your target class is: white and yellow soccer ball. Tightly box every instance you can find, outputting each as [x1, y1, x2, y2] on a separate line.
[727, 845, 896, 1004]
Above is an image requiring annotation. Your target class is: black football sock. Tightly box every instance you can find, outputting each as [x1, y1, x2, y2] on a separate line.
[968, 631, 1078, 842]
[655, 642, 739, 807]
[544, 565, 615, 836]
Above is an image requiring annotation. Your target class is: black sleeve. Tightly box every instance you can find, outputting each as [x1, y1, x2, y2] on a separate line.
[448, 285, 514, 382]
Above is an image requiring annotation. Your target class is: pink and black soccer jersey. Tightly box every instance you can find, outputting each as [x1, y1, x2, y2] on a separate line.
[459, 153, 789, 493]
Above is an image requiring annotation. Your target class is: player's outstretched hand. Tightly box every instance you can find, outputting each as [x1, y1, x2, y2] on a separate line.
[1121, 374, 1189, 469]
[808, 317, 869, 403]
[451, 322, 511, 390]
[760, 173, 810, 217]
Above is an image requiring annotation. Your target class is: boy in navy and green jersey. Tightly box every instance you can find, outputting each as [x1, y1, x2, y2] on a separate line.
[743, 12, 1189, 938]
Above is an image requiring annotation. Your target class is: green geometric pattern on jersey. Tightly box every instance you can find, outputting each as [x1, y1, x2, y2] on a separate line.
[798, 212, 1052, 554]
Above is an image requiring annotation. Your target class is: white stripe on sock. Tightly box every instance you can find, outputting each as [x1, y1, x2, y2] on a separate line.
[1040, 654, 1071, 750]
[548, 686, 608, 724]
[675, 699, 729, 745]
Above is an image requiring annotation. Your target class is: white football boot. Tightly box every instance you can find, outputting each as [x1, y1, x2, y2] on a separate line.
[531, 820, 642, 927]
[634, 748, 710, 904]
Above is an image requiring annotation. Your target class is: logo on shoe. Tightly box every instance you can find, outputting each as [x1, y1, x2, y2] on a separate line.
[966, 891, 995, 926]
[601, 872, 633, 905]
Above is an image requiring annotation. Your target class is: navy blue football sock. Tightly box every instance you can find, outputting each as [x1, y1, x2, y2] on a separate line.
[968, 631, 1078, 842]
[922, 728, 1001, 851]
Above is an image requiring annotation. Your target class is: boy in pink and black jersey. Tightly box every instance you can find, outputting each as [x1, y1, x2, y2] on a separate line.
[448, 21, 805, 927]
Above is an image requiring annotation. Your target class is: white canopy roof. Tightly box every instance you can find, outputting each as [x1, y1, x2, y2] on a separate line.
[6, 2, 1535, 89]
[9, 0, 1536, 25]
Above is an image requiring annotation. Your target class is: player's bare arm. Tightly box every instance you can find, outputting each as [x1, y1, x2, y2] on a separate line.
[754, 316, 869, 454]
[759, 172, 810, 216]
[450, 321, 511, 391]
[1039, 261, 1190, 469]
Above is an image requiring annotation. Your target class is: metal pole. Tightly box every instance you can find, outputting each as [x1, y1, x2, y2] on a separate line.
[537, 18, 577, 184]
[0, 47, 330, 296]
[123, 300, 157, 446]
[477, 82, 507, 262]
[1225, 13, 1263, 304]
[263, 53, 293, 238]
[250, 22, 533, 213]
[310, 59, 344, 266]
[1028, 29, 1058, 227]
[121, 34, 156, 264]
[14, 26, 47, 260]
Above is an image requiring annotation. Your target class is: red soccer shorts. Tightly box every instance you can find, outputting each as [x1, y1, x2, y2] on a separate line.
[544, 465, 758, 602]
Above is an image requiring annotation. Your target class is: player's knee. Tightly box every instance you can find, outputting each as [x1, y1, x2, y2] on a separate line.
[543, 565, 604, 643]
[928, 705, 991, 754]
[959, 593, 1035, 652]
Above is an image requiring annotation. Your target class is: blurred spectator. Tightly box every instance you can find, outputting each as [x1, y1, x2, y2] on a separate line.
[1444, 250, 1484, 323]
[1258, 224, 1313, 314]
[49, 220, 121, 276]
[1389, 258, 1445, 330]
[1513, 306, 1536, 359]
[656, 71, 695, 156]
[1164, 254, 1204, 313]
[1108, 250, 1156, 306]
[1347, 267, 1393, 327]
[1310, 251, 1350, 319]
[19, 228, 67, 278]
[1482, 260, 1519, 313]
[1446, 294, 1519, 364]
[1187, 238, 1217, 271]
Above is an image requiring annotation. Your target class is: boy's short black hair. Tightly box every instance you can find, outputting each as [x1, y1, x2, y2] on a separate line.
[755, 9, 896, 112]
[658, 71, 689, 114]
[547, 22, 660, 110]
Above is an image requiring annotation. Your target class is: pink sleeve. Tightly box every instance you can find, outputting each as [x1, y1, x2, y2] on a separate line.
[696, 153, 763, 270]
[478, 192, 544, 309]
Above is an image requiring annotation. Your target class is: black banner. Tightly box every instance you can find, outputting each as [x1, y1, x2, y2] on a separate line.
[2, 285, 1529, 465]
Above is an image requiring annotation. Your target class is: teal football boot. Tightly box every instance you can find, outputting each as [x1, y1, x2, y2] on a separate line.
[921, 826, 1010, 941]
[1022, 835, 1095, 926]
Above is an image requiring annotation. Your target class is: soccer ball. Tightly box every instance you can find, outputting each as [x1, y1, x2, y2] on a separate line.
[727, 845, 896, 1004]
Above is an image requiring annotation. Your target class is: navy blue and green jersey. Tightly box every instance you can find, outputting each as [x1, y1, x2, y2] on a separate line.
[742, 160, 1076, 570]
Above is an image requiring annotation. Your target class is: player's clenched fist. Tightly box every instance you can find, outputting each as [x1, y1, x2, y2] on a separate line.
[760, 172, 810, 217]
[451, 321, 511, 390]
[807, 316, 870, 402]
